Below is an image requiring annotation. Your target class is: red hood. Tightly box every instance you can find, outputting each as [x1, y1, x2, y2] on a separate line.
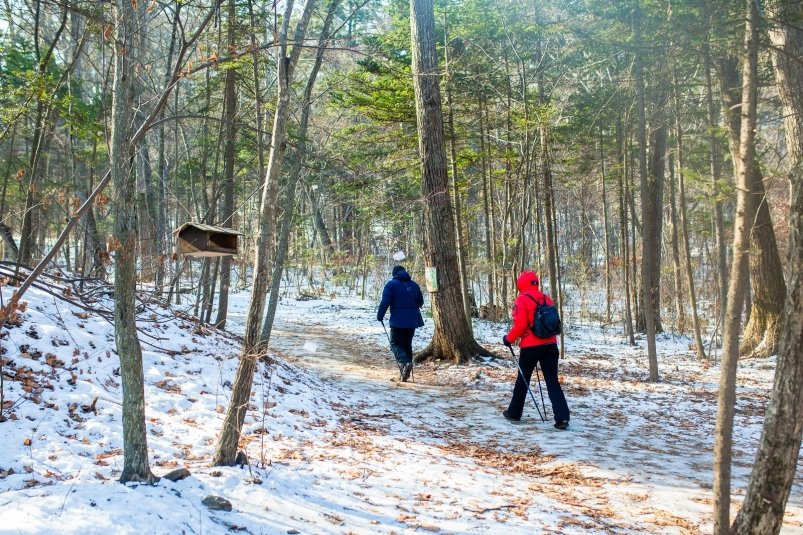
[516, 271, 540, 293]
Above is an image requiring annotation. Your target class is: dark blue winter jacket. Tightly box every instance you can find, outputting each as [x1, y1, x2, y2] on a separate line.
[376, 270, 425, 328]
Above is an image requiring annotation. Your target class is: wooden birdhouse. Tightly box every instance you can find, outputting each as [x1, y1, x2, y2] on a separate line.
[174, 223, 243, 257]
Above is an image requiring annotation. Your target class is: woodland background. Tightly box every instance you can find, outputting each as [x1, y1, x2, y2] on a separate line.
[0, 0, 802, 533]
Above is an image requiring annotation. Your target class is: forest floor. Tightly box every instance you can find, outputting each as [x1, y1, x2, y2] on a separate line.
[1, 274, 802, 534]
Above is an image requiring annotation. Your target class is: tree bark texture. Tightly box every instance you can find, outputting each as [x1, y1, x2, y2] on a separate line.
[714, 0, 760, 530]
[717, 49, 786, 359]
[110, 0, 155, 484]
[734, 2, 803, 532]
[634, 0, 659, 381]
[409, 0, 491, 364]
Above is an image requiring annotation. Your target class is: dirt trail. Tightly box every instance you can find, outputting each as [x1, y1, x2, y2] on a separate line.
[264, 319, 709, 534]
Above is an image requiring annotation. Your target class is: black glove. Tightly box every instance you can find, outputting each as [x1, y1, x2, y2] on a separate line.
[502, 335, 512, 347]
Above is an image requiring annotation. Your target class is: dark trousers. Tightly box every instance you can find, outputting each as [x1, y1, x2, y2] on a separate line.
[508, 343, 570, 423]
[390, 327, 415, 365]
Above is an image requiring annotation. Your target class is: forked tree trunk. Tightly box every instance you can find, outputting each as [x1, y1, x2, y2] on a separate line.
[213, 0, 317, 467]
[409, 0, 491, 364]
[260, 0, 340, 344]
[734, 1, 803, 531]
[110, 0, 155, 484]
[714, 0, 760, 529]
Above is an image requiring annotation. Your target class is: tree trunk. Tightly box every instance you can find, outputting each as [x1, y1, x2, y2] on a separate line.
[673, 73, 706, 359]
[733, 2, 803, 531]
[260, 0, 340, 343]
[154, 6, 179, 298]
[17, 3, 69, 266]
[213, 0, 317, 467]
[740, 193, 786, 357]
[444, 14, 472, 332]
[215, 0, 238, 329]
[136, 133, 157, 282]
[600, 128, 612, 324]
[668, 152, 686, 332]
[409, 0, 491, 364]
[646, 115, 666, 334]
[307, 185, 336, 259]
[110, 0, 155, 484]
[717, 45, 786, 360]
[703, 38, 729, 335]
[634, 0, 659, 381]
[714, 0, 760, 529]
[478, 95, 495, 309]
[617, 117, 635, 344]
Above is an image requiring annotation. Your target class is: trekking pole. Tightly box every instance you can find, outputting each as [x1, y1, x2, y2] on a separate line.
[380, 320, 405, 378]
[507, 346, 545, 422]
[533, 362, 548, 420]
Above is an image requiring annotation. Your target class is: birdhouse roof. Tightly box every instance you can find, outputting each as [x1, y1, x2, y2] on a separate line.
[173, 222, 243, 236]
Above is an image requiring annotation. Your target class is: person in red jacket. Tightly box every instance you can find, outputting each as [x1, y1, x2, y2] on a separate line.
[502, 271, 570, 429]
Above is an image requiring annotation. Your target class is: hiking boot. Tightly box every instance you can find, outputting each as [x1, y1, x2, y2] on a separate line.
[554, 420, 569, 430]
[401, 363, 413, 382]
[502, 410, 521, 423]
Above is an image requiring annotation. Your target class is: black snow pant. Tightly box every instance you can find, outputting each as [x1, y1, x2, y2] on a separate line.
[507, 343, 570, 423]
[390, 327, 415, 366]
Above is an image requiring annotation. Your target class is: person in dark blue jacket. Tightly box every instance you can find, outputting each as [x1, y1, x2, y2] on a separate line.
[377, 265, 425, 381]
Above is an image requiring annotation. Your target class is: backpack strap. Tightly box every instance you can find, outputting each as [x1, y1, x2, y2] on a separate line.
[522, 293, 546, 307]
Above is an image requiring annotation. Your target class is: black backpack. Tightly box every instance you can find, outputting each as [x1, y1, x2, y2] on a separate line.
[523, 294, 562, 338]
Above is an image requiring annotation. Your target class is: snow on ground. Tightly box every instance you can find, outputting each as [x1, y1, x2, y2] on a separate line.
[1, 271, 802, 534]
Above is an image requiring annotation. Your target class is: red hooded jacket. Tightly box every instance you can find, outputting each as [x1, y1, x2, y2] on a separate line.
[505, 271, 558, 348]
